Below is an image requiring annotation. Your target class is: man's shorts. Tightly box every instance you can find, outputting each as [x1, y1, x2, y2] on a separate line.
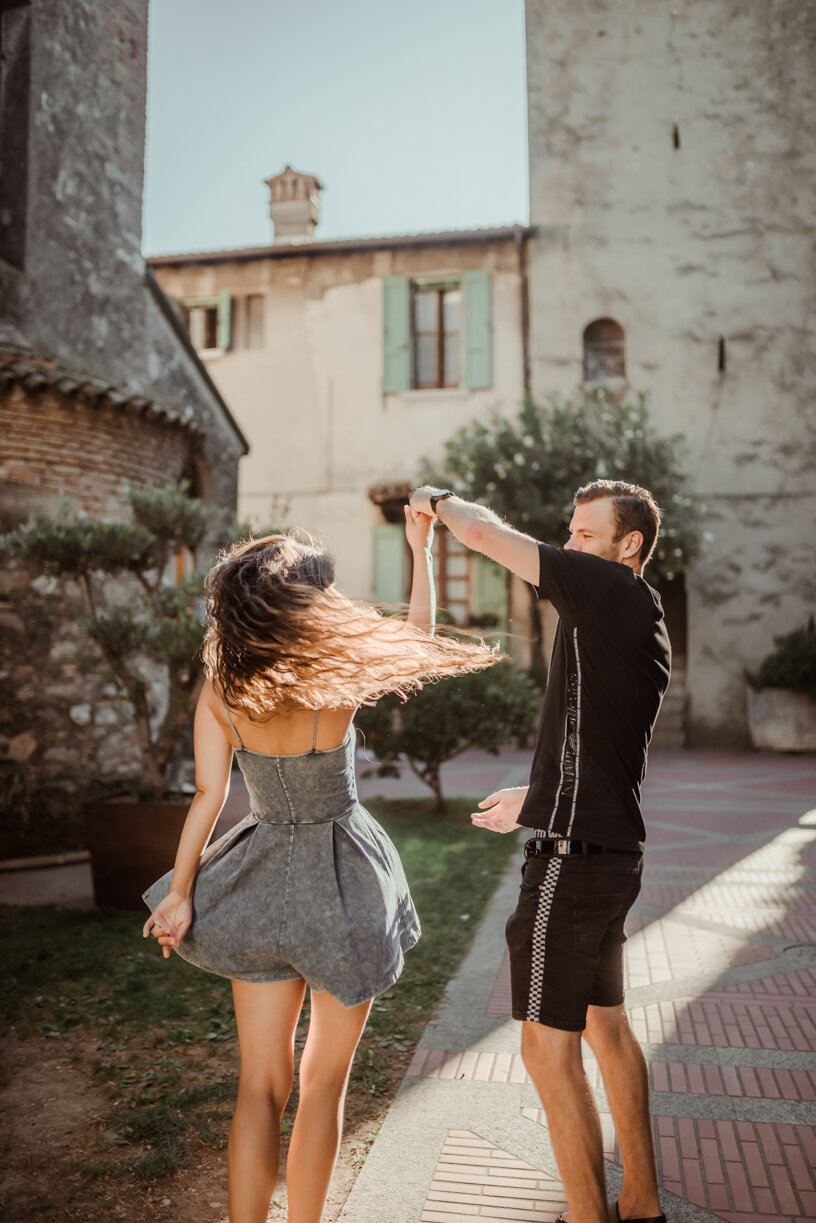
[505, 846, 643, 1031]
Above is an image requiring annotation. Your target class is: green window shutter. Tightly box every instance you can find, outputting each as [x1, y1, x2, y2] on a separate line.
[166, 293, 182, 319]
[471, 554, 508, 624]
[463, 269, 492, 389]
[217, 289, 232, 350]
[372, 525, 406, 603]
[382, 276, 410, 393]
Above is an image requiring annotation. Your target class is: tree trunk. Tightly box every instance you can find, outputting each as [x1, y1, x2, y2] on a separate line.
[156, 671, 205, 774]
[407, 759, 447, 813]
[425, 765, 447, 814]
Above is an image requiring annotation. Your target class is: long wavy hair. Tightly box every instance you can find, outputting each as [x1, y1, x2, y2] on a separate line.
[201, 531, 499, 716]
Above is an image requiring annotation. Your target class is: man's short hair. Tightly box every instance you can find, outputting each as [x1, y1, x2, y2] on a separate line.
[574, 480, 662, 567]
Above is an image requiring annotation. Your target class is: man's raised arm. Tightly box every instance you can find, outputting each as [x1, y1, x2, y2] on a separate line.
[409, 487, 540, 586]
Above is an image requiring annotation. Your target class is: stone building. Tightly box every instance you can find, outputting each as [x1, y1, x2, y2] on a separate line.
[149, 167, 533, 635]
[0, 0, 247, 844]
[525, 0, 816, 744]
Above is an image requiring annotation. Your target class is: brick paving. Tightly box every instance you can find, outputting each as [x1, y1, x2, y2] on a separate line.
[340, 751, 816, 1223]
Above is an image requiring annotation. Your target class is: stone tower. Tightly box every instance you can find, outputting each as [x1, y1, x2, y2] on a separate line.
[525, 0, 816, 744]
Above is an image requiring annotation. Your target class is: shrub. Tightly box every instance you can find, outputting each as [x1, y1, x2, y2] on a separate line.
[1, 483, 234, 799]
[356, 662, 540, 812]
[751, 617, 816, 702]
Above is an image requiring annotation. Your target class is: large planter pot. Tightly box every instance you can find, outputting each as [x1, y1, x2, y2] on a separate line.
[84, 795, 188, 910]
[746, 686, 816, 753]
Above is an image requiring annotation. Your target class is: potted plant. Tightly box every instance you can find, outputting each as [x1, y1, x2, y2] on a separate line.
[746, 618, 816, 752]
[2, 483, 231, 907]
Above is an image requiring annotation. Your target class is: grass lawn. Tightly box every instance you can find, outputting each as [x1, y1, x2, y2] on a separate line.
[1, 797, 520, 1223]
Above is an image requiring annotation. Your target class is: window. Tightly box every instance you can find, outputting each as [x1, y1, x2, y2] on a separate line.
[176, 290, 232, 353]
[382, 270, 492, 393]
[412, 282, 461, 389]
[583, 318, 625, 382]
[183, 305, 218, 351]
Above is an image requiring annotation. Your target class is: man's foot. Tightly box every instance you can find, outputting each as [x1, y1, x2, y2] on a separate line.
[615, 1200, 666, 1223]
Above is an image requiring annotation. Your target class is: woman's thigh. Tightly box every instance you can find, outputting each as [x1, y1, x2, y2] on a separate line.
[300, 990, 372, 1083]
[231, 977, 308, 1089]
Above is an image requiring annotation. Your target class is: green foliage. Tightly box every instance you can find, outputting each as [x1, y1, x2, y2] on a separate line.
[0, 482, 234, 798]
[421, 387, 703, 582]
[128, 480, 221, 554]
[1, 517, 158, 577]
[357, 662, 539, 810]
[752, 617, 816, 702]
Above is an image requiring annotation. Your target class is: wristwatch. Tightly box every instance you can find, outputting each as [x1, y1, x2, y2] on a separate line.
[429, 489, 454, 515]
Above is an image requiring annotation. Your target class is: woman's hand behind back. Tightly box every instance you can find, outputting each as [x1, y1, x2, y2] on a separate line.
[143, 890, 193, 959]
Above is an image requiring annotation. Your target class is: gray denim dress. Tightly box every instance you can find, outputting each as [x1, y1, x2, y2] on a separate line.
[143, 713, 420, 1007]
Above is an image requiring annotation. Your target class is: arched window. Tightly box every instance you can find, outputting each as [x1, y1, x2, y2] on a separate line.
[583, 318, 626, 382]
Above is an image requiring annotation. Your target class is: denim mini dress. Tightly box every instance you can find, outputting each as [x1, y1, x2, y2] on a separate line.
[143, 713, 420, 1008]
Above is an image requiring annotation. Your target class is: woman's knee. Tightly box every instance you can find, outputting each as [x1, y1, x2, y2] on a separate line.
[237, 1058, 295, 1111]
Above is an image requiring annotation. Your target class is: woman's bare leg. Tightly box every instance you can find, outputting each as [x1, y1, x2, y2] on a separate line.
[286, 990, 372, 1223]
[228, 977, 307, 1223]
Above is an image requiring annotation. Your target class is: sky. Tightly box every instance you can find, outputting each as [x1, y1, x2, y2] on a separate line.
[142, 0, 529, 256]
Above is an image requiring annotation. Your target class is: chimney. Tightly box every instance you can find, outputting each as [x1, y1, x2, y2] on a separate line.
[265, 165, 323, 244]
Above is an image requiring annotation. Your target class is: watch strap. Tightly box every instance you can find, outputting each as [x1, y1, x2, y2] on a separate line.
[430, 490, 454, 514]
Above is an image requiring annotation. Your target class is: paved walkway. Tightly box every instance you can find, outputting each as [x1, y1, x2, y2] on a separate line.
[3, 750, 815, 1223]
[339, 751, 816, 1223]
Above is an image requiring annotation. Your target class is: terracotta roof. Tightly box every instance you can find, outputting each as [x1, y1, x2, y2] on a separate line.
[0, 345, 206, 438]
[147, 223, 535, 267]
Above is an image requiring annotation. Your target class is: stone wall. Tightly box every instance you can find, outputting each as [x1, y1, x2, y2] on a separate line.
[0, 381, 197, 855]
[525, 0, 816, 743]
[0, 572, 139, 856]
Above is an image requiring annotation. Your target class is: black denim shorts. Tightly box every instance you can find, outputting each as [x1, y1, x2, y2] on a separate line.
[505, 849, 643, 1031]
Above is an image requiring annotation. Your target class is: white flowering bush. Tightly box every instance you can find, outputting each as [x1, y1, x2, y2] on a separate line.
[421, 387, 703, 583]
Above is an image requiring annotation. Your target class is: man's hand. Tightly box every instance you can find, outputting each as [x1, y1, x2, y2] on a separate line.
[409, 486, 438, 517]
[471, 785, 528, 833]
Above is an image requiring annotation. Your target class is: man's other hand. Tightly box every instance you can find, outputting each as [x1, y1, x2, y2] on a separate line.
[471, 785, 528, 833]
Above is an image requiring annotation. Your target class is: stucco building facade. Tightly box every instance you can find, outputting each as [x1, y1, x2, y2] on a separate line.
[150, 172, 532, 632]
[525, 0, 816, 744]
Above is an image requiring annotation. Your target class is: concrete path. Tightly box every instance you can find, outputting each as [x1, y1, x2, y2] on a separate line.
[338, 751, 816, 1223]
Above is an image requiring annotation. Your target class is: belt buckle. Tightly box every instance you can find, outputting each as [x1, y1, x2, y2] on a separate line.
[556, 839, 569, 855]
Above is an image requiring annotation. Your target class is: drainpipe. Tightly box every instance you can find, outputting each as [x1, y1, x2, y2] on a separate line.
[514, 224, 531, 395]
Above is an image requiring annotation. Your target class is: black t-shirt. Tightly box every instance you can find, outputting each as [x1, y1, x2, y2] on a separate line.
[518, 543, 671, 852]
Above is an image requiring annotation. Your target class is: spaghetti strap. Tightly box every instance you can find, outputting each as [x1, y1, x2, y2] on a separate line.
[224, 705, 246, 750]
[311, 710, 320, 752]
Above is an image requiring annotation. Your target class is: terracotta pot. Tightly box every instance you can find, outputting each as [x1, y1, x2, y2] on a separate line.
[84, 795, 188, 910]
[746, 686, 816, 753]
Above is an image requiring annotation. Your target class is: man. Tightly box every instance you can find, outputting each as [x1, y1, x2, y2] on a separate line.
[409, 480, 669, 1223]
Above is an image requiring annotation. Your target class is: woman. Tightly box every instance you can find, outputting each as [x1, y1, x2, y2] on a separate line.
[142, 507, 495, 1223]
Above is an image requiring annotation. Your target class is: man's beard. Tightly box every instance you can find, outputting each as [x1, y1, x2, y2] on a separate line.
[599, 541, 625, 563]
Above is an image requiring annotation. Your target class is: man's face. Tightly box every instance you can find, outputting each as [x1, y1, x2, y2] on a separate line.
[565, 498, 631, 564]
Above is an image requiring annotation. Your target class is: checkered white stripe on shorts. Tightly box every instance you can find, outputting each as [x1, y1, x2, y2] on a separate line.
[526, 856, 562, 1021]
